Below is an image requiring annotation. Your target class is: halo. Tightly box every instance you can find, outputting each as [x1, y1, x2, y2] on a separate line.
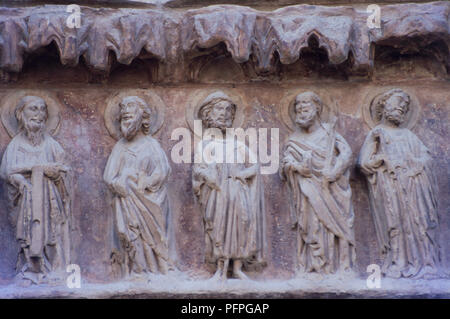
[104, 89, 166, 140]
[0, 90, 61, 138]
[279, 90, 335, 131]
[361, 87, 420, 129]
[185, 89, 245, 136]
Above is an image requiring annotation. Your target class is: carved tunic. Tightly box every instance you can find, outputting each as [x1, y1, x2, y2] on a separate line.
[192, 138, 266, 268]
[0, 132, 71, 277]
[281, 125, 355, 274]
[358, 125, 440, 278]
[104, 134, 171, 275]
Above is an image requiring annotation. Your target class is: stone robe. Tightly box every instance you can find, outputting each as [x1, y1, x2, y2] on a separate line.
[358, 125, 440, 278]
[192, 138, 266, 269]
[281, 125, 355, 274]
[0, 132, 71, 280]
[104, 134, 172, 275]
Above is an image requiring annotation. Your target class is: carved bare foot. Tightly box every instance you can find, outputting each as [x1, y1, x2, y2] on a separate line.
[211, 259, 227, 282]
[415, 265, 438, 279]
[19, 279, 33, 287]
[220, 259, 230, 281]
[232, 260, 250, 280]
[211, 268, 222, 281]
[158, 258, 169, 275]
[385, 264, 402, 279]
[233, 269, 250, 280]
[127, 271, 147, 282]
[210, 269, 227, 282]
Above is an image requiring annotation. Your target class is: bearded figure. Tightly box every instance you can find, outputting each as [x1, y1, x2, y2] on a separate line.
[192, 91, 266, 280]
[280, 92, 355, 275]
[104, 96, 172, 278]
[358, 88, 440, 279]
[0, 96, 72, 285]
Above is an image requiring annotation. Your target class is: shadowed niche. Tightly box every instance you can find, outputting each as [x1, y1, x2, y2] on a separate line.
[186, 42, 245, 83]
[281, 35, 354, 80]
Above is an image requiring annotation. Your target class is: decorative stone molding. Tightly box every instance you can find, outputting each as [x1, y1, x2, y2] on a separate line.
[0, 2, 447, 79]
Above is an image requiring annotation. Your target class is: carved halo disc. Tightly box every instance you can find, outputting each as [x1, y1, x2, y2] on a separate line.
[279, 89, 335, 131]
[104, 89, 166, 140]
[185, 89, 245, 137]
[1, 90, 61, 138]
[361, 87, 420, 129]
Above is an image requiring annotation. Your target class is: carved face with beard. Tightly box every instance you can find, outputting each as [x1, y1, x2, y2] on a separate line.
[294, 92, 322, 129]
[119, 96, 151, 140]
[381, 91, 410, 127]
[15, 96, 48, 145]
[200, 91, 236, 132]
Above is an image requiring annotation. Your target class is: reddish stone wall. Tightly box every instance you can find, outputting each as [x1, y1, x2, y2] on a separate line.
[0, 68, 448, 284]
[0, 2, 448, 285]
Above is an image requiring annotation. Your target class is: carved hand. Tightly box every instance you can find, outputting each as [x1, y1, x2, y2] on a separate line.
[296, 151, 313, 177]
[204, 175, 220, 191]
[298, 161, 313, 177]
[111, 179, 128, 197]
[231, 173, 247, 184]
[407, 159, 425, 177]
[367, 154, 384, 169]
[43, 165, 61, 180]
[282, 156, 295, 171]
[322, 167, 338, 183]
[283, 156, 307, 175]
[232, 166, 258, 183]
[138, 174, 162, 193]
[10, 174, 32, 194]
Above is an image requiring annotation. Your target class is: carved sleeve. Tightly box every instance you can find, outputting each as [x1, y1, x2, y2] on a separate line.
[142, 139, 171, 191]
[333, 133, 353, 177]
[358, 130, 379, 176]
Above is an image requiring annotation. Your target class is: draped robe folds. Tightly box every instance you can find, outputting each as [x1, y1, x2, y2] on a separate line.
[104, 135, 172, 275]
[358, 125, 440, 278]
[0, 132, 71, 279]
[192, 138, 266, 269]
[280, 126, 355, 274]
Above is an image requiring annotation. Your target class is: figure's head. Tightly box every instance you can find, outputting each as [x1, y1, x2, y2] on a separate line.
[377, 89, 410, 127]
[15, 96, 48, 134]
[199, 91, 236, 131]
[293, 91, 322, 129]
[119, 96, 152, 140]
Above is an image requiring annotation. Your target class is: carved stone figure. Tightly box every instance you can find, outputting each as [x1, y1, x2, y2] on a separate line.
[358, 88, 440, 279]
[104, 95, 172, 278]
[280, 92, 355, 275]
[0, 96, 72, 285]
[192, 91, 266, 280]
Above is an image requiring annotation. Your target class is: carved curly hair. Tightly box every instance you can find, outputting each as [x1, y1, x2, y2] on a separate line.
[294, 91, 324, 116]
[374, 88, 410, 122]
[119, 96, 152, 135]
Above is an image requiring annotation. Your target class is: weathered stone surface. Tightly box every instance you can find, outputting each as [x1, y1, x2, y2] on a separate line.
[0, 95, 73, 286]
[192, 91, 267, 280]
[0, 2, 448, 78]
[281, 91, 356, 275]
[0, 83, 448, 287]
[0, 1, 448, 298]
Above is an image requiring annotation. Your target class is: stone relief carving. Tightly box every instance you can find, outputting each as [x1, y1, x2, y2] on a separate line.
[280, 91, 356, 275]
[191, 91, 266, 280]
[0, 2, 447, 79]
[103, 92, 174, 278]
[0, 94, 72, 286]
[0, 0, 446, 300]
[358, 88, 441, 279]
